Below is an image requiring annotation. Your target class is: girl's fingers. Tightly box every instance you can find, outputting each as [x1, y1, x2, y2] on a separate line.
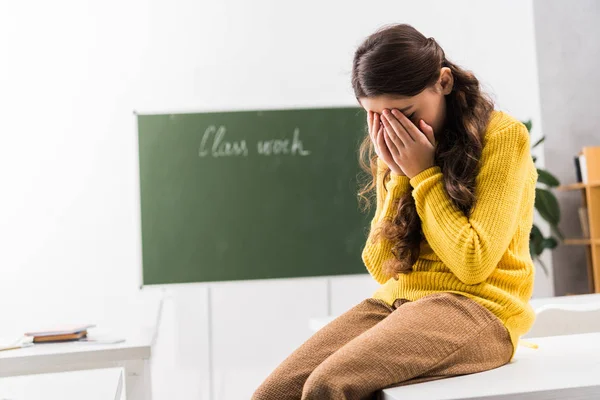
[373, 114, 380, 140]
[382, 116, 405, 152]
[381, 111, 411, 147]
[367, 113, 374, 140]
[371, 124, 379, 157]
[383, 130, 399, 163]
[367, 112, 376, 150]
[377, 125, 391, 157]
[378, 127, 393, 161]
[419, 119, 436, 146]
[384, 125, 404, 154]
[381, 116, 402, 153]
[391, 109, 420, 142]
[372, 114, 381, 152]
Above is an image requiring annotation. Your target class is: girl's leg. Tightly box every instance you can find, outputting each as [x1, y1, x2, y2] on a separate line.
[251, 298, 395, 400]
[301, 292, 513, 400]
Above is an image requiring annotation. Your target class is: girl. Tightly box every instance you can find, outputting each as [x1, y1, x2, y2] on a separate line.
[253, 23, 536, 400]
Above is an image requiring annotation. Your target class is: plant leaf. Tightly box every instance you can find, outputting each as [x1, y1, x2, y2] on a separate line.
[535, 188, 561, 225]
[530, 224, 544, 257]
[522, 120, 532, 132]
[542, 237, 559, 249]
[532, 155, 537, 163]
[550, 224, 565, 241]
[537, 168, 560, 187]
[532, 136, 545, 149]
[534, 256, 549, 276]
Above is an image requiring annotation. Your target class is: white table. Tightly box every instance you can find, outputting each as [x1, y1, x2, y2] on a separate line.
[0, 367, 124, 400]
[0, 335, 151, 400]
[309, 294, 600, 332]
[0, 290, 164, 400]
[529, 293, 600, 308]
[382, 331, 600, 399]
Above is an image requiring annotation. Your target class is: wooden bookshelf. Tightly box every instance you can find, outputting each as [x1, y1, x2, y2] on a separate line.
[557, 146, 600, 293]
[563, 238, 600, 245]
[557, 181, 600, 191]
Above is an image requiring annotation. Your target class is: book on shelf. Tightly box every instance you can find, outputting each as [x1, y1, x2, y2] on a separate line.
[579, 153, 588, 184]
[574, 156, 583, 182]
[579, 207, 590, 238]
[581, 146, 600, 183]
[572, 147, 600, 185]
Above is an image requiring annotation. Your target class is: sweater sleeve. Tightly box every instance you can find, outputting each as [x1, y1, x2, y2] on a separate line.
[361, 158, 411, 284]
[408, 122, 532, 285]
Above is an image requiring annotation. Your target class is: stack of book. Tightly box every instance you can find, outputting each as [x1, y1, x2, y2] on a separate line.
[574, 152, 587, 183]
[24, 324, 96, 343]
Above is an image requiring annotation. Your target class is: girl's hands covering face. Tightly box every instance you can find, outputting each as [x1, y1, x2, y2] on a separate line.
[367, 110, 405, 176]
[379, 108, 436, 179]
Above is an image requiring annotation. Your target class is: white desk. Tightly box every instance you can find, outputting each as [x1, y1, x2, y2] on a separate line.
[0, 334, 151, 400]
[529, 293, 600, 308]
[382, 332, 600, 399]
[309, 294, 600, 333]
[0, 290, 164, 400]
[0, 367, 124, 400]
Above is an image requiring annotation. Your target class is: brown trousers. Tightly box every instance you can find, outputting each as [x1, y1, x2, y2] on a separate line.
[252, 292, 513, 400]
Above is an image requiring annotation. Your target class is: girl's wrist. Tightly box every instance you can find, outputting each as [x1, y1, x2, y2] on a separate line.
[389, 170, 409, 186]
[386, 169, 410, 191]
[376, 157, 406, 177]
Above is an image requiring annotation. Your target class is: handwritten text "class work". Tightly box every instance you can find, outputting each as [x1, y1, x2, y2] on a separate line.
[198, 125, 311, 158]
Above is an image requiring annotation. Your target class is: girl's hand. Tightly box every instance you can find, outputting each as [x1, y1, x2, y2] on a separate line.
[380, 108, 436, 179]
[367, 110, 406, 176]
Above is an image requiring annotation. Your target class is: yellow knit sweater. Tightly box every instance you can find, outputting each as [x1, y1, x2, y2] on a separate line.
[362, 110, 537, 360]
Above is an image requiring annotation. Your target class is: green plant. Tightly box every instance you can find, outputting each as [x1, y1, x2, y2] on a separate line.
[523, 120, 563, 276]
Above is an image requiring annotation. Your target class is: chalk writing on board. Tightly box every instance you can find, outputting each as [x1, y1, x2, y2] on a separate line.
[199, 126, 311, 158]
[199, 125, 249, 157]
[257, 128, 311, 156]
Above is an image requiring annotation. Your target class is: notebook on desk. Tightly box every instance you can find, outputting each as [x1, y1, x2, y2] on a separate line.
[24, 324, 96, 337]
[25, 324, 96, 343]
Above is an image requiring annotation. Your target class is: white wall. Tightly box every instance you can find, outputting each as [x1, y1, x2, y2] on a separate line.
[0, 1, 551, 399]
[534, 0, 600, 295]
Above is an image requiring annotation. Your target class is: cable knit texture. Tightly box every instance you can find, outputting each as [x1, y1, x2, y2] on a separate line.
[361, 110, 537, 360]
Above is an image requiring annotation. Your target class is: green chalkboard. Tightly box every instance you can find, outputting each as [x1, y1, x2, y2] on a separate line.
[137, 107, 374, 285]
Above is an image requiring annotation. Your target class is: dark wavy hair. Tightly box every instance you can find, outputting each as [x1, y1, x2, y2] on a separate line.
[352, 24, 494, 280]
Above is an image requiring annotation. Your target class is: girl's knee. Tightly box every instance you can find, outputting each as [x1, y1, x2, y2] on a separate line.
[251, 380, 276, 400]
[302, 365, 347, 400]
[252, 374, 292, 400]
